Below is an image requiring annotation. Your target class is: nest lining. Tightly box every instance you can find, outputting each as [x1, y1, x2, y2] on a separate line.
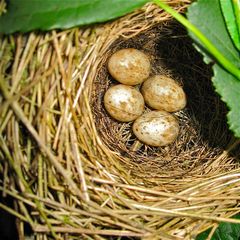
[93, 22, 239, 187]
[0, 1, 240, 239]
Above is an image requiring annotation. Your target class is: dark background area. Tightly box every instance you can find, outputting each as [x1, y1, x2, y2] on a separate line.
[0, 194, 18, 240]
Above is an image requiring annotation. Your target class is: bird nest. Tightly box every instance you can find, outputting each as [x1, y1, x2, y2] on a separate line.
[1, 1, 240, 239]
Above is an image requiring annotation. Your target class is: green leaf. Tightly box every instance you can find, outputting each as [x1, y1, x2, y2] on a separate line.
[213, 64, 240, 137]
[196, 229, 211, 240]
[0, 0, 148, 34]
[187, 0, 240, 66]
[232, 0, 240, 47]
[197, 215, 240, 240]
[187, 0, 240, 138]
[215, 214, 240, 240]
[220, 0, 240, 51]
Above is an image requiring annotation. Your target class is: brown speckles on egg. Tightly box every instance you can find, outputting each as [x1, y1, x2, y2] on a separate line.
[107, 48, 151, 85]
[104, 84, 145, 122]
[133, 111, 179, 146]
[141, 75, 187, 112]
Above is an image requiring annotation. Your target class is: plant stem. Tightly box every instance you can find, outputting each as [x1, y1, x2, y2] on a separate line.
[153, 0, 240, 81]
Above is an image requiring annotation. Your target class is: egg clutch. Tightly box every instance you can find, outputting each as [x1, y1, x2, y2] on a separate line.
[104, 48, 187, 147]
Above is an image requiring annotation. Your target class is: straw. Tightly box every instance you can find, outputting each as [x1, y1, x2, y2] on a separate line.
[1, 1, 240, 239]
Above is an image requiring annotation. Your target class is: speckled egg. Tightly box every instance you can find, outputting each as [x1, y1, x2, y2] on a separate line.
[133, 111, 179, 146]
[141, 75, 187, 112]
[107, 48, 151, 85]
[104, 84, 145, 122]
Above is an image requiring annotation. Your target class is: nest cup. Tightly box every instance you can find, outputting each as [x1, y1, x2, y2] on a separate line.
[1, 1, 240, 239]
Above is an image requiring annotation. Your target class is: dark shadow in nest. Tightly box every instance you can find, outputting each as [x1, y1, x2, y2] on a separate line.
[92, 21, 239, 181]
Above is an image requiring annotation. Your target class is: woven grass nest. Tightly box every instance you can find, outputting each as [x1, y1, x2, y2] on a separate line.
[1, 1, 240, 239]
